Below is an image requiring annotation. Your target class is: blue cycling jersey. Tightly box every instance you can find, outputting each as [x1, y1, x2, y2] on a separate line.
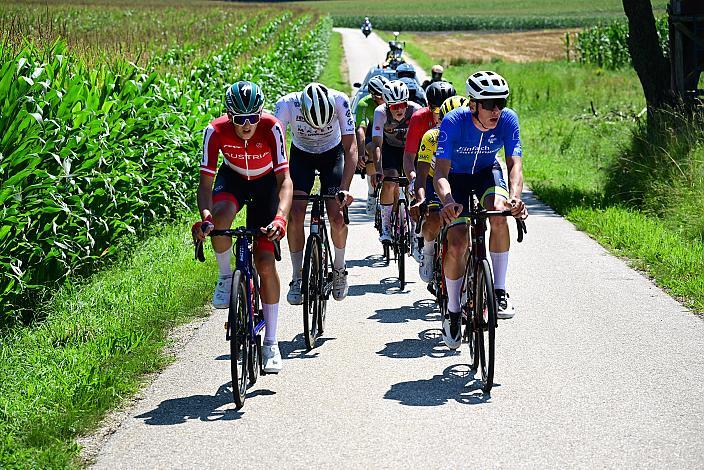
[435, 107, 522, 175]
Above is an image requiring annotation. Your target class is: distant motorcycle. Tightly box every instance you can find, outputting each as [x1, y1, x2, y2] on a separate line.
[362, 25, 372, 37]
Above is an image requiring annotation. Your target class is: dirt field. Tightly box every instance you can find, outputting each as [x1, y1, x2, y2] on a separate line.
[410, 29, 581, 64]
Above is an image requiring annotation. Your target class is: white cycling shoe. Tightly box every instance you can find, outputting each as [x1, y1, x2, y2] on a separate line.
[287, 279, 303, 305]
[212, 274, 232, 309]
[441, 311, 462, 350]
[419, 254, 434, 283]
[332, 267, 349, 301]
[262, 343, 282, 373]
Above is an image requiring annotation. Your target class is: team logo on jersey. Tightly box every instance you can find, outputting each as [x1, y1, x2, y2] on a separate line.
[437, 131, 448, 143]
[256, 142, 263, 148]
[487, 135, 497, 144]
[296, 116, 306, 122]
[343, 101, 349, 109]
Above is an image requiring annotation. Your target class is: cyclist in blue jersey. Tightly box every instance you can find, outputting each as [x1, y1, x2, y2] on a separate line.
[433, 71, 527, 349]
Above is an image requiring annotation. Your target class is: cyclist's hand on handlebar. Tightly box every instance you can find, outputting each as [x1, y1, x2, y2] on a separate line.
[192, 217, 213, 243]
[337, 190, 354, 208]
[509, 197, 528, 220]
[409, 198, 425, 221]
[440, 202, 462, 225]
[356, 155, 366, 171]
[261, 215, 287, 241]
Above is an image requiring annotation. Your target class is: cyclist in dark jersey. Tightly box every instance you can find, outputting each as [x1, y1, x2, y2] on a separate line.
[371, 80, 421, 242]
[193, 80, 292, 373]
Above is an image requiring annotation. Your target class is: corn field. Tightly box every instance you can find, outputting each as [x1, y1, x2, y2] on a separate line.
[333, 15, 604, 31]
[0, 12, 332, 324]
[572, 16, 669, 70]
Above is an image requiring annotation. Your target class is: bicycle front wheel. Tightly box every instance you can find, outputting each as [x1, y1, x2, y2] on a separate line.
[397, 200, 409, 289]
[302, 235, 322, 350]
[474, 259, 496, 392]
[228, 270, 248, 408]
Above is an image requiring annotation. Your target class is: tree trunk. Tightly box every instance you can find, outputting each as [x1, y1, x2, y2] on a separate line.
[622, 0, 674, 110]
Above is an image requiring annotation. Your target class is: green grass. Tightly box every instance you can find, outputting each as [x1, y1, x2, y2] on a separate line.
[0, 222, 217, 468]
[288, 0, 667, 18]
[430, 59, 704, 312]
[318, 31, 351, 96]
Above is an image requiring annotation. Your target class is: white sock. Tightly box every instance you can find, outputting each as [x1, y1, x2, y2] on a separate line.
[215, 250, 232, 277]
[290, 250, 303, 282]
[381, 204, 393, 232]
[490, 251, 509, 291]
[334, 246, 346, 270]
[423, 240, 434, 255]
[445, 277, 462, 313]
[263, 303, 278, 344]
[367, 176, 374, 195]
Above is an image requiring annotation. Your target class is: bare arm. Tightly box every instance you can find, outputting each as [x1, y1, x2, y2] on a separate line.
[433, 158, 453, 206]
[197, 173, 215, 220]
[403, 151, 416, 182]
[415, 161, 430, 202]
[275, 170, 293, 220]
[340, 133, 358, 191]
[505, 155, 526, 218]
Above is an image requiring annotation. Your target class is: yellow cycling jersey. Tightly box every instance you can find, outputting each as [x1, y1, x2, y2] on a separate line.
[417, 128, 439, 178]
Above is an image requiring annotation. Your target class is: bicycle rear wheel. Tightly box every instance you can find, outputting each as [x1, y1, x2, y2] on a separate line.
[228, 270, 248, 408]
[474, 259, 496, 392]
[303, 235, 322, 350]
[396, 200, 408, 289]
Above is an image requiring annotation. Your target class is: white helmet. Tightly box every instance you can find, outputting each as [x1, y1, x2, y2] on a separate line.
[465, 71, 509, 99]
[367, 74, 389, 96]
[301, 83, 336, 129]
[382, 80, 409, 105]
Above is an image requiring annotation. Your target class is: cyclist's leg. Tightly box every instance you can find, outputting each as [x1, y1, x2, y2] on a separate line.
[251, 176, 283, 371]
[480, 162, 513, 316]
[287, 144, 316, 285]
[320, 144, 347, 266]
[380, 143, 402, 239]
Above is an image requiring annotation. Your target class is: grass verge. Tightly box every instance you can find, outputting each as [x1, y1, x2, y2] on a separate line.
[318, 30, 351, 96]
[0, 221, 219, 468]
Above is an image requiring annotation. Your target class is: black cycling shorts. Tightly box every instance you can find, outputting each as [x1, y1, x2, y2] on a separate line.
[212, 164, 278, 232]
[449, 161, 509, 218]
[381, 142, 404, 174]
[424, 178, 441, 209]
[289, 143, 344, 196]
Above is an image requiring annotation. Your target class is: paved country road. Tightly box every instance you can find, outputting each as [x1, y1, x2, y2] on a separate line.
[88, 29, 704, 469]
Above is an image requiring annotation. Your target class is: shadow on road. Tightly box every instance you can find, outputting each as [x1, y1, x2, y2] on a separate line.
[346, 254, 387, 269]
[369, 298, 439, 323]
[384, 364, 491, 406]
[348, 277, 410, 296]
[279, 333, 336, 359]
[377, 328, 458, 359]
[136, 383, 274, 424]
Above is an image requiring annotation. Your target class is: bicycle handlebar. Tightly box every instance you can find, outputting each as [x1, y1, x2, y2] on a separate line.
[194, 227, 282, 262]
[293, 193, 350, 225]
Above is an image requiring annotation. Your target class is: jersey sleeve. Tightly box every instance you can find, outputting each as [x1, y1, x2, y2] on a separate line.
[355, 97, 369, 127]
[501, 109, 523, 158]
[417, 129, 438, 165]
[372, 105, 386, 139]
[404, 110, 425, 154]
[200, 124, 220, 176]
[336, 93, 356, 136]
[273, 97, 291, 129]
[267, 120, 289, 174]
[435, 111, 459, 161]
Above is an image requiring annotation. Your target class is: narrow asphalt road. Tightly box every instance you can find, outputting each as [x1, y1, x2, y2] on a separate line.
[89, 28, 704, 469]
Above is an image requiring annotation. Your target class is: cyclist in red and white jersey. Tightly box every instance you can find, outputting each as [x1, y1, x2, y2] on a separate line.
[193, 80, 293, 373]
[275, 83, 358, 305]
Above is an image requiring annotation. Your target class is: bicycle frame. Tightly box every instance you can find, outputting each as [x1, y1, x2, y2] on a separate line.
[233, 229, 265, 343]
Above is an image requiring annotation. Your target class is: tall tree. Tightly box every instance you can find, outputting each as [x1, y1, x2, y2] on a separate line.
[622, 0, 674, 110]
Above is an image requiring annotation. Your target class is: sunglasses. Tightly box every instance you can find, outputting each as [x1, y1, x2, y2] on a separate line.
[478, 98, 507, 111]
[231, 113, 261, 126]
[388, 102, 408, 111]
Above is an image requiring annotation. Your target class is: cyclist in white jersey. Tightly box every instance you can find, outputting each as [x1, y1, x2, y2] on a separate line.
[275, 83, 357, 305]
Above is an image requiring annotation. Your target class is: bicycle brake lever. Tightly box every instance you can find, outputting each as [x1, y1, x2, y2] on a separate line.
[516, 219, 527, 243]
[274, 240, 282, 262]
[195, 239, 205, 262]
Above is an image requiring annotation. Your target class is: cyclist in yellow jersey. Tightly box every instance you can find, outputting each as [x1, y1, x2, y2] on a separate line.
[411, 96, 468, 282]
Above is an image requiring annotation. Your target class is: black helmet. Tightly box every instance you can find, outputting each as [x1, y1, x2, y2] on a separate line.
[426, 81, 456, 108]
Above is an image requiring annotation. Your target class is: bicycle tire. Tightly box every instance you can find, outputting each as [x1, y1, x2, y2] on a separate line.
[229, 270, 248, 408]
[318, 242, 330, 336]
[474, 259, 496, 392]
[302, 235, 322, 350]
[397, 199, 409, 289]
[462, 261, 478, 369]
[248, 315, 261, 385]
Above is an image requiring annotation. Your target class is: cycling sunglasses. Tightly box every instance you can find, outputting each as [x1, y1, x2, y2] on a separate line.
[478, 98, 507, 111]
[230, 113, 261, 126]
[388, 102, 408, 111]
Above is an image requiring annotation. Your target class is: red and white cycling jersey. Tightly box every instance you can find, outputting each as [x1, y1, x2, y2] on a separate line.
[200, 113, 288, 180]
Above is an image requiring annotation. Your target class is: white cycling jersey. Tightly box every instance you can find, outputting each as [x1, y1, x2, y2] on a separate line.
[274, 90, 355, 154]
